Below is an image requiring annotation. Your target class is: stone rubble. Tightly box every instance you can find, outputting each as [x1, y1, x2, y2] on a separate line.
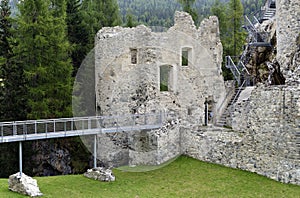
[84, 167, 115, 182]
[8, 172, 43, 197]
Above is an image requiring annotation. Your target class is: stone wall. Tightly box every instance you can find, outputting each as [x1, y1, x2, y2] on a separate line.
[95, 116, 181, 167]
[92, 8, 300, 185]
[94, 12, 226, 167]
[95, 11, 225, 125]
[276, 0, 300, 83]
[183, 85, 300, 185]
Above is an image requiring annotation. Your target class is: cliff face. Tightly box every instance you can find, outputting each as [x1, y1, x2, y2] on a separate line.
[243, 18, 285, 85]
[30, 138, 92, 176]
[241, 0, 299, 85]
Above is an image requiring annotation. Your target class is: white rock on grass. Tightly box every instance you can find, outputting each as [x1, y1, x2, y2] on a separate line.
[8, 172, 43, 197]
[84, 167, 115, 182]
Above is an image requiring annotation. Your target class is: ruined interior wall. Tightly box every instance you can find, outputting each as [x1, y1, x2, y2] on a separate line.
[276, 0, 300, 83]
[94, 12, 225, 167]
[183, 85, 300, 185]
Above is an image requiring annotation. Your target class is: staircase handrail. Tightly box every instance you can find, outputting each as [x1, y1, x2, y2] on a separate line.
[244, 15, 259, 43]
[215, 81, 236, 124]
[244, 15, 257, 33]
[253, 16, 260, 25]
[231, 80, 246, 108]
[226, 56, 240, 85]
[238, 60, 250, 75]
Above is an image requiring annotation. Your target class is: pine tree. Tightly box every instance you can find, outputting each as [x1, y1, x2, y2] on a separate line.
[66, 0, 85, 76]
[72, 0, 122, 116]
[0, 0, 27, 121]
[226, 0, 246, 57]
[211, 0, 233, 80]
[80, 0, 122, 50]
[13, 0, 73, 119]
[125, 9, 138, 28]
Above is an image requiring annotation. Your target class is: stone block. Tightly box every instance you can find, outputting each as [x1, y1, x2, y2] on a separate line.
[8, 172, 43, 197]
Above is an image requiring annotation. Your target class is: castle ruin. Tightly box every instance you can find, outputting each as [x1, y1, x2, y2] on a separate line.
[94, 0, 300, 185]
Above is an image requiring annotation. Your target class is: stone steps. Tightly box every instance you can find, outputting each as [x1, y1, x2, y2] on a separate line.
[216, 88, 244, 127]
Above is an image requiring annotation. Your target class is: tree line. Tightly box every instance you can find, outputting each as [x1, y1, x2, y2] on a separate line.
[119, 0, 264, 28]
[0, 0, 122, 177]
[0, 0, 121, 122]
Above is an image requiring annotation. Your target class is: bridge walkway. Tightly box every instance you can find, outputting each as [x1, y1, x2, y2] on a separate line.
[0, 113, 164, 176]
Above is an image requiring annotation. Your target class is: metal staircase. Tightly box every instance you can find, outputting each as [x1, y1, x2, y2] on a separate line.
[262, 8, 276, 21]
[217, 0, 277, 128]
[216, 86, 245, 127]
[225, 55, 252, 87]
[244, 15, 271, 47]
[243, 0, 276, 47]
[262, 0, 276, 21]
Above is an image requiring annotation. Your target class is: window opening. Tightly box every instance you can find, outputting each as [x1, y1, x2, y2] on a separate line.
[131, 48, 137, 64]
[182, 49, 189, 66]
[160, 65, 172, 91]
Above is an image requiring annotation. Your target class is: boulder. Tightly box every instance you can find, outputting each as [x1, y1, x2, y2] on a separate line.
[8, 172, 43, 197]
[84, 167, 115, 182]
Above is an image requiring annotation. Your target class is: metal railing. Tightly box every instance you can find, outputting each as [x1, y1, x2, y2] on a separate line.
[226, 55, 255, 87]
[0, 113, 164, 143]
[226, 56, 241, 85]
[244, 15, 271, 45]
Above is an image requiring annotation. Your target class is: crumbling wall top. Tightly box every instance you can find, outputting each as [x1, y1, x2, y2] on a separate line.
[172, 11, 196, 31]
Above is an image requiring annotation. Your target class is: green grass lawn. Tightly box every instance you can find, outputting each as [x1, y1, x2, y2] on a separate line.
[0, 156, 299, 197]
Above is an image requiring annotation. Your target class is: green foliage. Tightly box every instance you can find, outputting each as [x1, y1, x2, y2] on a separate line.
[125, 9, 138, 28]
[80, 0, 121, 49]
[66, 0, 85, 76]
[210, 0, 247, 80]
[0, 0, 27, 121]
[226, 0, 247, 56]
[118, 0, 180, 28]
[13, 0, 73, 119]
[117, 0, 264, 28]
[160, 65, 171, 91]
[243, 0, 264, 16]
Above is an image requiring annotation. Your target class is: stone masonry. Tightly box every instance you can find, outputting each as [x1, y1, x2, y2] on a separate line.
[183, 85, 300, 185]
[276, 0, 300, 84]
[94, 5, 300, 185]
[95, 11, 226, 167]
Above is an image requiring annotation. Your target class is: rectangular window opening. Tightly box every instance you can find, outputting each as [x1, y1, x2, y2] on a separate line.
[131, 48, 137, 64]
[160, 65, 172, 92]
[182, 50, 189, 66]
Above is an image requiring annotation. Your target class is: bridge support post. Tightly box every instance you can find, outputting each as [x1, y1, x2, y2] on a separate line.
[19, 141, 22, 177]
[93, 135, 97, 168]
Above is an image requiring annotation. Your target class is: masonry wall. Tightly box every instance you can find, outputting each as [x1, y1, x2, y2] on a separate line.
[276, 0, 300, 83]
[94, 12, 226, 167]
[183, 85, 300, 185]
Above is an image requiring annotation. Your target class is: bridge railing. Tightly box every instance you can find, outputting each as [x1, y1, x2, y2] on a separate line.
[0, 113, 164, 141]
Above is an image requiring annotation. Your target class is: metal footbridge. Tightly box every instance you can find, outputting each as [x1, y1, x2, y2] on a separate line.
[0, 113, 164, 176]
[0, 113, 163, 143]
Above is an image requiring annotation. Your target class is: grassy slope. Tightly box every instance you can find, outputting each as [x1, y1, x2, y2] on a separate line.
[0, 156, 299, 197]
